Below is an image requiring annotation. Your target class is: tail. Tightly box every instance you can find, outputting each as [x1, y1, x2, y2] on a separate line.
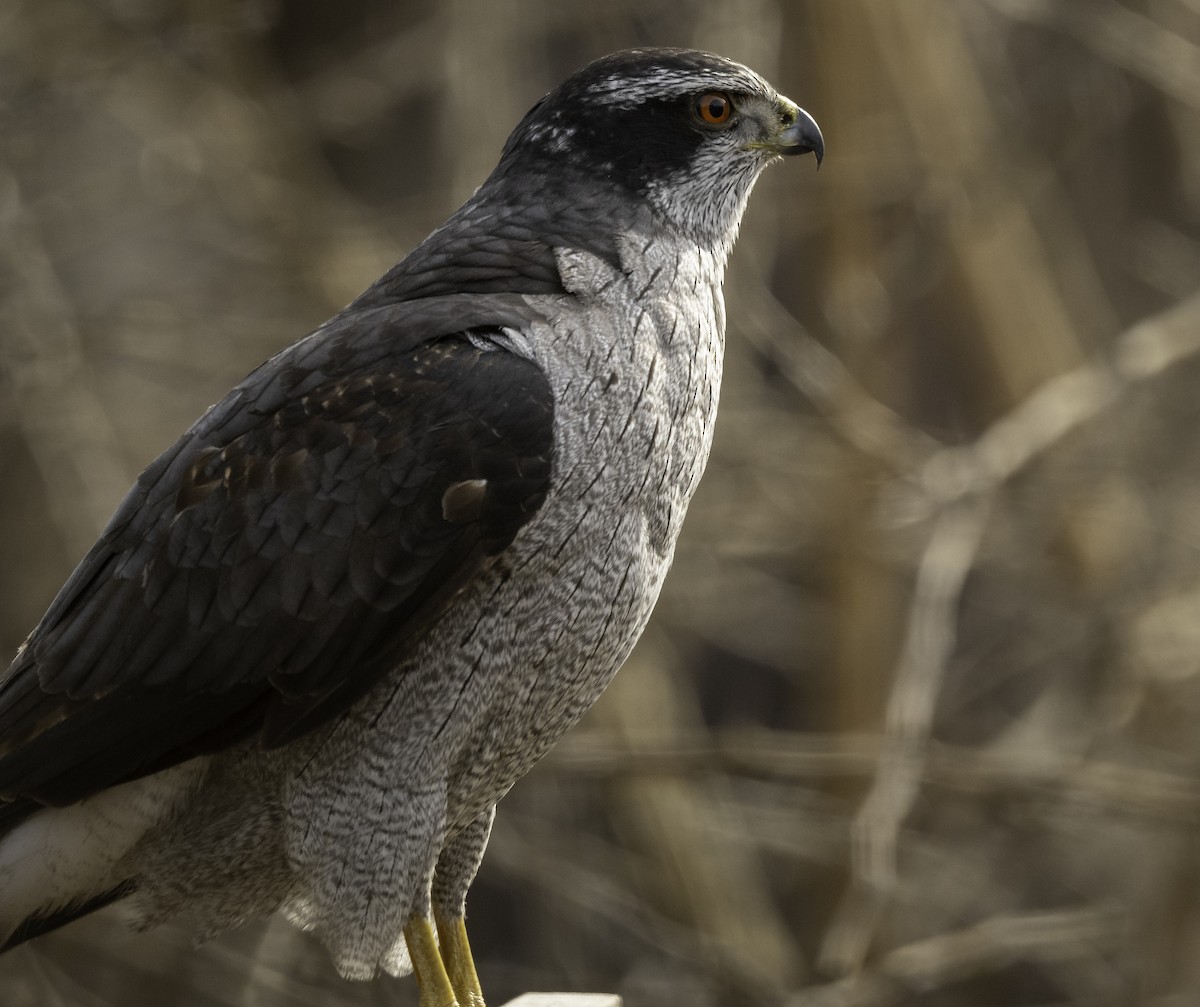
[0, 762, 204, 950]
[1, 878, 134, 952]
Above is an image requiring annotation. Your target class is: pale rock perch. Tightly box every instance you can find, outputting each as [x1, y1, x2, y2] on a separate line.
[0, 48, 822, 1006]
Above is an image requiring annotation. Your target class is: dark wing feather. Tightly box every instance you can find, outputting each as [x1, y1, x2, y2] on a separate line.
[0, 325, 554, 807]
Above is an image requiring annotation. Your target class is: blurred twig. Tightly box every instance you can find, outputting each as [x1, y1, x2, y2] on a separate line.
[0, 172, 134, 556]
[904, 289, 1200, 515]
[987, 0, 1200, 111]
[734, 274, 939, 477]
[819, 499, 991, 976]
[814, 288, 1200, 977]
[548, 730, 1200, 823]
[486, 811, 781, 1006]
[791, 906, 1126, 1007]
[589, 636, 802, 992]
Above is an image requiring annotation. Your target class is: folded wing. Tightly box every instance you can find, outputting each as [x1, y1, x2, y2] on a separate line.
[0, 317, 554, 809]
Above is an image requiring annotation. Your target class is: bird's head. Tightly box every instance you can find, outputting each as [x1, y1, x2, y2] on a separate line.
[490, 48, 823, 250]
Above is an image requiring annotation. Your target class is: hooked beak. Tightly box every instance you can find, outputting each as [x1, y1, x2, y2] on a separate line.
[773, 100, 824, 167]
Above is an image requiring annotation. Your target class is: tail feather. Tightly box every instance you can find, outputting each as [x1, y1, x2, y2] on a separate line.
[0, 880, 135, 952]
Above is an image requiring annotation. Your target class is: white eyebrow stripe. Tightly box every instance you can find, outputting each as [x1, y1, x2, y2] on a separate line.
[586, 66, 775, 108]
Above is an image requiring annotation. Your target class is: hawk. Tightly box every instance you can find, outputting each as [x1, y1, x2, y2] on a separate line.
[0, 47, 821, 1006]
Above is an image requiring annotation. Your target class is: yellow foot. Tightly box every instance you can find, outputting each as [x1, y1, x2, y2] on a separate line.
[404, 915, 461, 1007]
[436, 911, 487, 1007]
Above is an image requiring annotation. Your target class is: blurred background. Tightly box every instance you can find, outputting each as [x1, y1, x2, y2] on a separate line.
[2, 0, 1200, 1004]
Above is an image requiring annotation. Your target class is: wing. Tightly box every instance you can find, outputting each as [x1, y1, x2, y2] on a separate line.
[0, 319, 554, 808]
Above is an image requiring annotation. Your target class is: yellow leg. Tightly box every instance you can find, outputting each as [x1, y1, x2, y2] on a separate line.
[436, 911, 486, 1007]
[403, 915, 460, 1007]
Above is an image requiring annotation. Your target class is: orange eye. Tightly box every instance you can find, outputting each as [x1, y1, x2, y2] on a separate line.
[694, 92, 733, 126]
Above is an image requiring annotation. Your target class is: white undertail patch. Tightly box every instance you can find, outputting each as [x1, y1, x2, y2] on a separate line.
[0, 760, 206, 942]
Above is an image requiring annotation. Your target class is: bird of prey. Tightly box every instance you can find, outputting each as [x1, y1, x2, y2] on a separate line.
[0, 47, 821, 1006]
